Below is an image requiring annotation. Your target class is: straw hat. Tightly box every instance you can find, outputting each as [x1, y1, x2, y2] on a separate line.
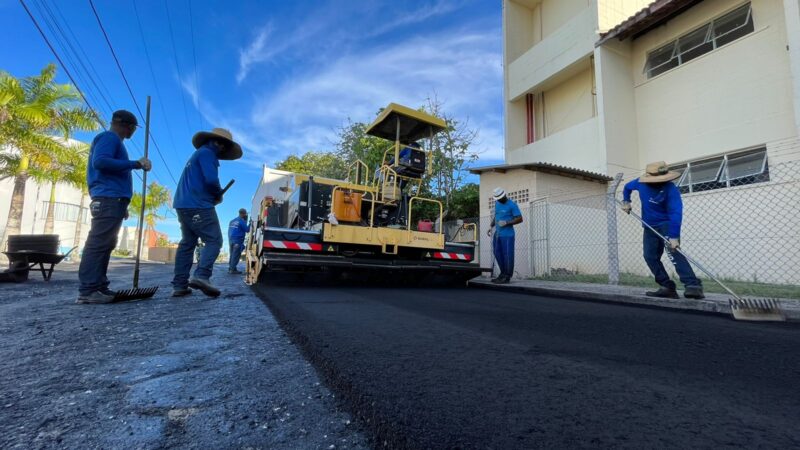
[639, 161, 681, 183]
[492, 187, 506, 200]
[192, 128, 243, 161]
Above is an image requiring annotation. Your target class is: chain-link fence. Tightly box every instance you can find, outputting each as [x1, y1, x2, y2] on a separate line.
[476, 159, 800, 299]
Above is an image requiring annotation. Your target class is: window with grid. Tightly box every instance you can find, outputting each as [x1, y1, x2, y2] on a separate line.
[669, 147, 769, 194]
[644, 3, 753, 79]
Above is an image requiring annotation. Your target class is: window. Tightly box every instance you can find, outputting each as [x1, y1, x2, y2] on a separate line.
[644, 3, 753, 79]
[670, 147, 769, 194]
[38, 201, 89, 224]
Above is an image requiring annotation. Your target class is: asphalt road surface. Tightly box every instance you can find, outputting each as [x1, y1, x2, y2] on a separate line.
[254, 282, 800, 449]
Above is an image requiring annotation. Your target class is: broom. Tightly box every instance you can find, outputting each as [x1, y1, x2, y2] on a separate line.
[113, 96, 159, 302]
[617, 200, 785, 322]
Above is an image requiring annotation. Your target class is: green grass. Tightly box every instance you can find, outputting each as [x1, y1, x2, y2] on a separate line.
[530, 272, 800, 300]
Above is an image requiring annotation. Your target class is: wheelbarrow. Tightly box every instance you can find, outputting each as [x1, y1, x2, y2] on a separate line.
[3, 247, 77, 281]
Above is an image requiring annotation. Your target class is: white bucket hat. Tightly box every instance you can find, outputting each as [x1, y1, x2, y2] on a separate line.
[492, 187, 506, 200]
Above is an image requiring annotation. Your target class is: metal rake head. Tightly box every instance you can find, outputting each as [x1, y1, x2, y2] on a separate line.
[728, 298, 786, 322]
[113, 286, 159, 302]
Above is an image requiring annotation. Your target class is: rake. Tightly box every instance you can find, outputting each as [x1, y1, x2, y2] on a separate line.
[114, 96, 159, 302]
[617, 200, 785, 322]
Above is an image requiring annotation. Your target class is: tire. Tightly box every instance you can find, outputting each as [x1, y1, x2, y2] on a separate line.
[7, 234, 60, 254]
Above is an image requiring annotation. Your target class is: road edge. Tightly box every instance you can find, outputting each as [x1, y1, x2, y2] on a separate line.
[468, 279, 800, 322]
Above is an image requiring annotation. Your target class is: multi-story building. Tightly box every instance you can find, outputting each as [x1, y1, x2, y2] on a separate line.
[473, 0, 800, 283]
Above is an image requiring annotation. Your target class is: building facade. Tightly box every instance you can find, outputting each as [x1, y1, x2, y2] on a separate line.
[474, 0, 800, 284]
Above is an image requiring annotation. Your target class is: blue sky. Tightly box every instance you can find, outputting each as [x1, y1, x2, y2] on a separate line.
[1, 0, 503, 242]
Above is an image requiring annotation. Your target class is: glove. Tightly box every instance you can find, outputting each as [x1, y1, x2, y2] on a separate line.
[668, 238, 680, 251]
[621, 201, 632, 214]
[137, 157, 152, 171]
[214, 194, 223, 205]
[498, 220, 508, 227]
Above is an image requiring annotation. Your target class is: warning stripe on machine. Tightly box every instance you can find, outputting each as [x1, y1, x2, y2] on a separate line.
[432, 252, 471, 261]
[264, 240, 323, 251]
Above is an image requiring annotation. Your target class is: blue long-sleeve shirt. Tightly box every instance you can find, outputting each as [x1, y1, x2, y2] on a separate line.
[622, 178, 683, 238]
[173, 143, 223, 209]
[87, 131, 139, 199]
[228, 217, 250, 244]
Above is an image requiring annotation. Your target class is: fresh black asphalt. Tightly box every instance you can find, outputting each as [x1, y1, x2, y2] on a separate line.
[254, 282, 800, 449]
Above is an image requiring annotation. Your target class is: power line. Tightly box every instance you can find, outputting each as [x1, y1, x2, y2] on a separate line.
[88, 0, 179, 187]
[48, 0, 118, 112]
[187, 0, 205, 128]
[19, 0, 106, 129]
[164, 0, 195, 131]
[132, 0, 182, 159]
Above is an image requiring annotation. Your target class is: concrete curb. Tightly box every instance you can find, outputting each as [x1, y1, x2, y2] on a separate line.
[468, 279, 800, 322]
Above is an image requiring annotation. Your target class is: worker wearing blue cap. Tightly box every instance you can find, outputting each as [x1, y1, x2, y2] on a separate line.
[77, 110, 151, 304]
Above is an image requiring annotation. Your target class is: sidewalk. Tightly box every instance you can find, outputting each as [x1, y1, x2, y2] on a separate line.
[0, 261, 367, 449]
[469, 277, 800, 322]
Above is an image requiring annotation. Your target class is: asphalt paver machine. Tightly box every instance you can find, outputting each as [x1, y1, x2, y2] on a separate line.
[244, 103, 485, 286]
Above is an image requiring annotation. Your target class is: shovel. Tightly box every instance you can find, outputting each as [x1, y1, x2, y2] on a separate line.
[114, 96, 159, 302]
[617, 200, 784, 322]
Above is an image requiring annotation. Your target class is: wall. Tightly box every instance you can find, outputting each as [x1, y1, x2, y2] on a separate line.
[594, 39, 640, 175]
[597, 0, 653, 32]
[0, 176, 89, 254]
[543, 67, 595, 135]
[506, 116, 605, 173]
[504, 1, 536, 63]
[632, 0, 796, 165]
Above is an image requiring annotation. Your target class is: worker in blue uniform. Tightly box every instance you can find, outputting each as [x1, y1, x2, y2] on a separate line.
[77, 110, 151, 304]
[622, 161, 704, 299]
[227, 208, 250, 274]
[171, 128, 242, 298]
[490, 187, 523, 284]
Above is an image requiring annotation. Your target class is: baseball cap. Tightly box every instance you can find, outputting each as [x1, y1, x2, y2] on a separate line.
[111, 110, 138, 127]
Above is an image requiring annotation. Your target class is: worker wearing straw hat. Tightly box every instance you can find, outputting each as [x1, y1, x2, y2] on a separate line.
[489, 187, 523, 284]
[171, 128, 242, 298]
[622, 161, 704, 299]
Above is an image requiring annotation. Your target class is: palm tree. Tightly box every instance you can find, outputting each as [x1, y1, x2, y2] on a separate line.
[128, 182, 171, 253]
[0, 64, 97, 249]
[42, 142, 88, 234]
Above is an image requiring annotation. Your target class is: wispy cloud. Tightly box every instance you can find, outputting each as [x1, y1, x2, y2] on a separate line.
[194, 0, 503, 169]
[236, 23, 273, 84]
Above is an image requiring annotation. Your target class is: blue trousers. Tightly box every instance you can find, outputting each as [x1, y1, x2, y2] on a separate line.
[173, 208, 222, 288]
[643, 225, 701, 289]
[493, 234, 515, 279]
[78, 197, 129, 295]
[228, 241, 244, 271]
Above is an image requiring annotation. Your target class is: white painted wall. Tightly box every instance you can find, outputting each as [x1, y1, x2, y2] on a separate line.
[598, 0, 653, 32]
[0, 177, 89, 253]
[632, 0, 796, 165]
[543, 67, 595, 135]
[506, 116, 605, 173]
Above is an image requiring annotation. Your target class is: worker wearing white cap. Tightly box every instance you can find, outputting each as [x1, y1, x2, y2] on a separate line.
[490, 187, 523, 283]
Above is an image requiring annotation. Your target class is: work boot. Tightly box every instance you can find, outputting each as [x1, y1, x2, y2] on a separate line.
[228, 269, 242, 275]
[490, 276, 502, 283]
[76, 290, 115, 304]
[495, 276, 511, 285]
[683, 285, 705, 299]
[645, 286, 679, 299]
[99, 288, 117, 297]
[172, 287, 193, 298]
[188, 277, 221, 297]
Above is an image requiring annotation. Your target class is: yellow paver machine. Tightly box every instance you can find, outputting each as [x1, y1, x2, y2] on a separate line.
[244, 103, 486, 285]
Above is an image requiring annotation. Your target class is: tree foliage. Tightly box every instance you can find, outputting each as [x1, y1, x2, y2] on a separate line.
[0, 64, 97, 244]
[128, 182, 172, 231]
[275, 151, 349, 180]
